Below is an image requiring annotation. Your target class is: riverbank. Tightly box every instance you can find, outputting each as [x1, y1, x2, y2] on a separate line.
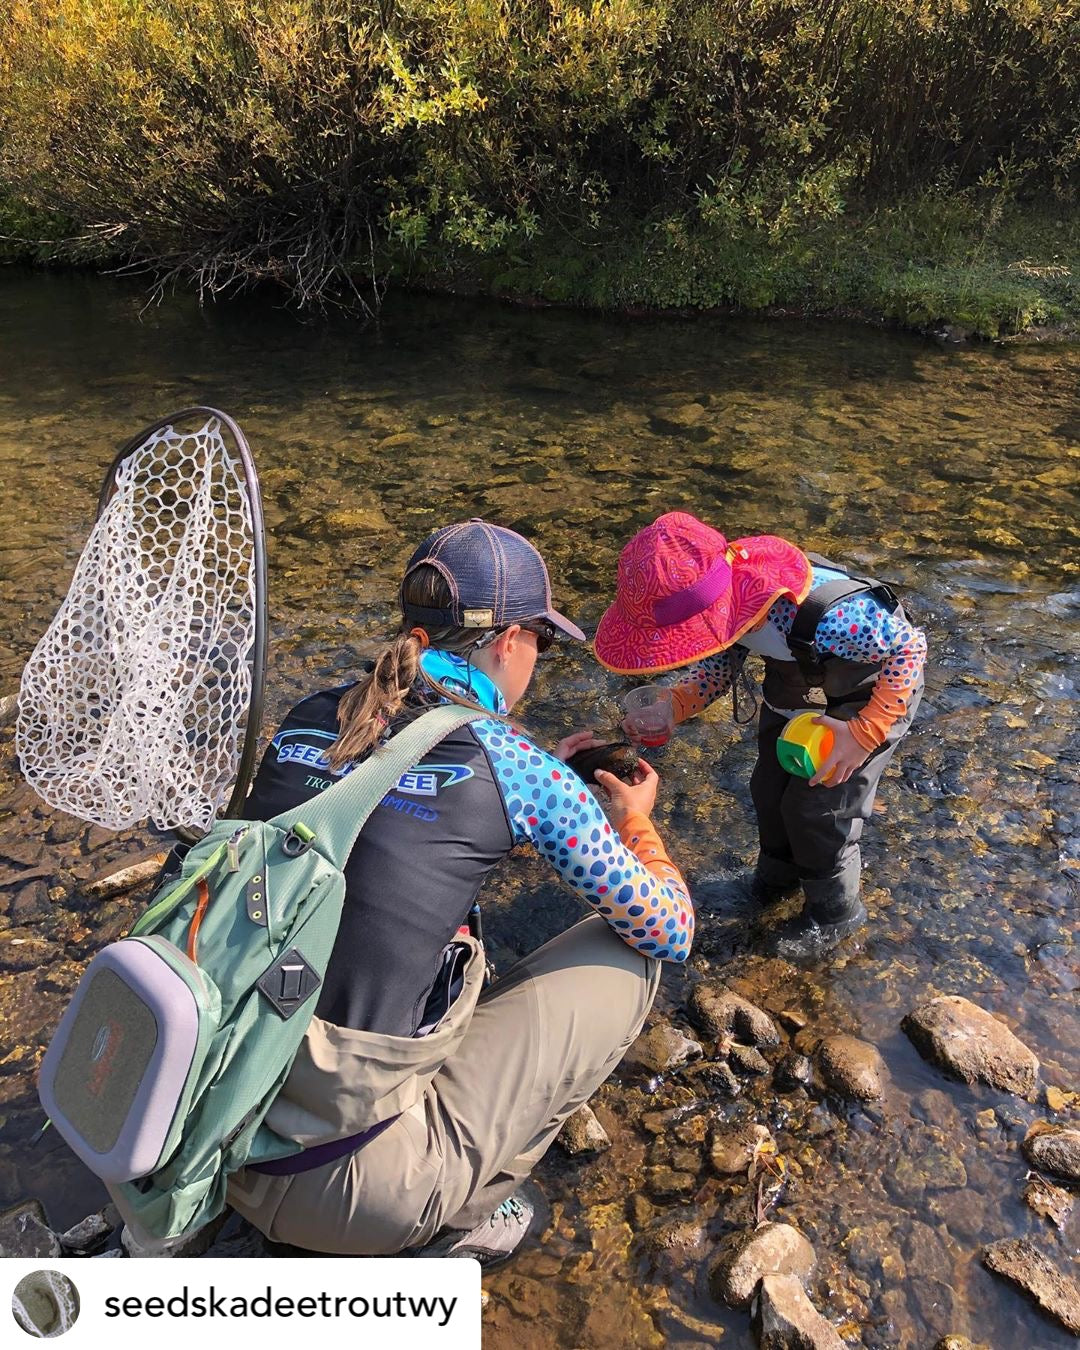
[392, 198, 1079, 343]
[4, 196, 1076, 343]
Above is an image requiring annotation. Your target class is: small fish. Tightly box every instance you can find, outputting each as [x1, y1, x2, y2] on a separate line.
[566, 741, 640, 785]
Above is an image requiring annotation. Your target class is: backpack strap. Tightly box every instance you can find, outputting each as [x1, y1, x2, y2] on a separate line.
[788, 560, 900, 682]
[270, 705, 486, 872]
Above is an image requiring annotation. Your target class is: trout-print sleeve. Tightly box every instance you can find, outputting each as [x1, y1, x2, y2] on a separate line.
[661, 651, 737, 722]
[812, 594, 927, 750]
[473, 722, 694, 962]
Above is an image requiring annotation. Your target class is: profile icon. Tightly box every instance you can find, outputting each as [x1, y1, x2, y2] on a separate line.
[12, 1271, 80, 1338]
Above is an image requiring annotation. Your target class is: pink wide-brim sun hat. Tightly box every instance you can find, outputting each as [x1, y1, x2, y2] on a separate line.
[594, 512, 813, 674]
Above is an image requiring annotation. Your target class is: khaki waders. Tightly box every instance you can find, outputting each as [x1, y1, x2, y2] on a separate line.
[227, 914, 660, 1253]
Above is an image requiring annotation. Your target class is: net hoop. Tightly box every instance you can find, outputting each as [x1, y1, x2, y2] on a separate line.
[17, 407, 268, 833]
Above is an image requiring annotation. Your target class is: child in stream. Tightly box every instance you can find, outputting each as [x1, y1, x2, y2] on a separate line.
[594, 512, 926, 960]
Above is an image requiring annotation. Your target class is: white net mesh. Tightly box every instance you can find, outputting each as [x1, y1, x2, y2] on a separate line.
[17, 417, 258, 832]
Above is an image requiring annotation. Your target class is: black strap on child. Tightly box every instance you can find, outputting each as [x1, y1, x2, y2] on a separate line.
[787, 554, 900, 685]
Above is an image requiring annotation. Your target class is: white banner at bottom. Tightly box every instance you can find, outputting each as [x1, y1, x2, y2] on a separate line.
[6, 1256, 480, 1348]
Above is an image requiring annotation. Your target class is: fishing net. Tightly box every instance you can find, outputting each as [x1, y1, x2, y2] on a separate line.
[17, 413, 265, 833]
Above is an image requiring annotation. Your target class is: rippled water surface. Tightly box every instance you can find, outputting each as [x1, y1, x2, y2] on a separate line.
[0, 272, 1077, 1347]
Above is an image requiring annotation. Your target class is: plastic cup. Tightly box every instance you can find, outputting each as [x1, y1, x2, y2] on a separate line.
[622, 685, 675, 748]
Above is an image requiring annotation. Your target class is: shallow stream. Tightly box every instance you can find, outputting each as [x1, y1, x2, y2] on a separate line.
[0, 272, 1077, 1347]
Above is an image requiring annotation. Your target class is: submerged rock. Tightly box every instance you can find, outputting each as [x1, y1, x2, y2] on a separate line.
[982, 1238, 1080, 1334]
[902, 996, 1039, 1098]
[688, 982, 780, 1047]
[729, 1042, 771, 1076]
[710, 1123, 773, 1176]
[708, 1222, 815, 1309]
[0, 1201, 62, 1258]
[59, 1210, 116, 1254]
[775, 1052, 813, 1091]
[757, 1273, 845, 1350]
[625, 1023, 704, 1075]
[1022, 1123, 1080, 1183]
[558, 1103, 612, 1156]
[1022, 1176, 1074, 1228]
[817, 1035, 884, 1102]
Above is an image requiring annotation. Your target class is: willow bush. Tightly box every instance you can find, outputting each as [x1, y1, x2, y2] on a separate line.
[1, 0, 1077, 309]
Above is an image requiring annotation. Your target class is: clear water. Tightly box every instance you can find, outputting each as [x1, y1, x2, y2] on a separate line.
[0, 271, 1077, 1347]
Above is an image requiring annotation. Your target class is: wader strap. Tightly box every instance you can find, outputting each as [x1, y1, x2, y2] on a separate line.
[788, 561, 900, 684]
[248, 1114, 399, 1175]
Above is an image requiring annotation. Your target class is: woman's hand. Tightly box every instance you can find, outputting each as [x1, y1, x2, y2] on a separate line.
[554, 729, 605, 763]
[595, 759, 660, 828]
[809, 715, 869, 787]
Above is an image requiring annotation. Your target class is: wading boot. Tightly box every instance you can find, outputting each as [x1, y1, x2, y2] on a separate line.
[749, 872, 800, 907]
[411, 1194, 534, 1269]
[762, 896, 868, 962]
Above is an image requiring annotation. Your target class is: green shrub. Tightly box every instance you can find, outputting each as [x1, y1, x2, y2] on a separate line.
[1, 1, 1077, 312]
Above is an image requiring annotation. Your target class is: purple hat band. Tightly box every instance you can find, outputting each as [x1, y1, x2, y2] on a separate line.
[652, 555, 733, 626]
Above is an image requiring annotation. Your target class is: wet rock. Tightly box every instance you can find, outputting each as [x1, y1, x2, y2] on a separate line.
[816, 1035, 884, 1102]
[928, 1187, 989, 1244]
[902, 995, 1039, 1098]
[729, 1043, 770, 1076]
[558, 1103, 611, 1156]
[0, 932, 60, 972]
[59, 1211, 115, 1253]
[1022, 1123, 1080, 1182]
[775, 1053, 813, 1091]
[684, 1059, 742, 1097]
[688, 983, 779, 1047]
[45, 816, 85, 848]
[645, 1167, 698, 1201]
[982, 1238, 1080, 1334]
[629, 1194, 655, 1229]
[710, 1122, 774, 1176]
[0, 691, 17, 726]
[0, 1200, 61, 1258]
[649, 403, 709, 437]
[889, 1142, 967, 1202]
[673, 1114, 709, 1146]
[640, 1215, 706, 1255]
[757, 1273, 845, 1350]
[933, 1338, 989, 1350]
[625, 1023, 703, 1074]
[12, 879, 50, 922]
[708, 1222, 815, 1309]
[0, 836, 45, 867]
[1022, 1176, 1074, 1228]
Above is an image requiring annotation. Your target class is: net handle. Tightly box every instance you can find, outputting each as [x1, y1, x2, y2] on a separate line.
[96, 407, 269, 829]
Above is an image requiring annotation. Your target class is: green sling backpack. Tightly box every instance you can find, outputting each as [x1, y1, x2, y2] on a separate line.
[38, 705, 482, 1241]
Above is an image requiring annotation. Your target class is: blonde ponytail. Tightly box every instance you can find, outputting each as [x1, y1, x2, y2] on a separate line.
[327, 563, 507, 770]
[326, 632, 423, 770]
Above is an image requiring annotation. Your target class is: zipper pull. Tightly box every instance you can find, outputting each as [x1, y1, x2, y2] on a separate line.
[227, 827, 248, 873]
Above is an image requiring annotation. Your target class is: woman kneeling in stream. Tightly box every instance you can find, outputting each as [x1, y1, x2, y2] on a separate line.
[227, 519, 694, 1263]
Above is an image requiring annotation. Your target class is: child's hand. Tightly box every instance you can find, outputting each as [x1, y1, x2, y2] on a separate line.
[809, 716, 868, 786]
[596, 759, 659, 827]
[554, 729, 605, 763]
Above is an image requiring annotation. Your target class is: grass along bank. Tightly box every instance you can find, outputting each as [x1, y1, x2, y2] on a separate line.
[393, 196, 1080, 341]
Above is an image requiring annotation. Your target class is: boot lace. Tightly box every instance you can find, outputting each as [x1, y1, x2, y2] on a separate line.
[491, 1197, 525, 1227]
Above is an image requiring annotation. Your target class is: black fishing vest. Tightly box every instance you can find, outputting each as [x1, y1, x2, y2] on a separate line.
[242, 686, 514, 1038]
[757, 554, 908, 715]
